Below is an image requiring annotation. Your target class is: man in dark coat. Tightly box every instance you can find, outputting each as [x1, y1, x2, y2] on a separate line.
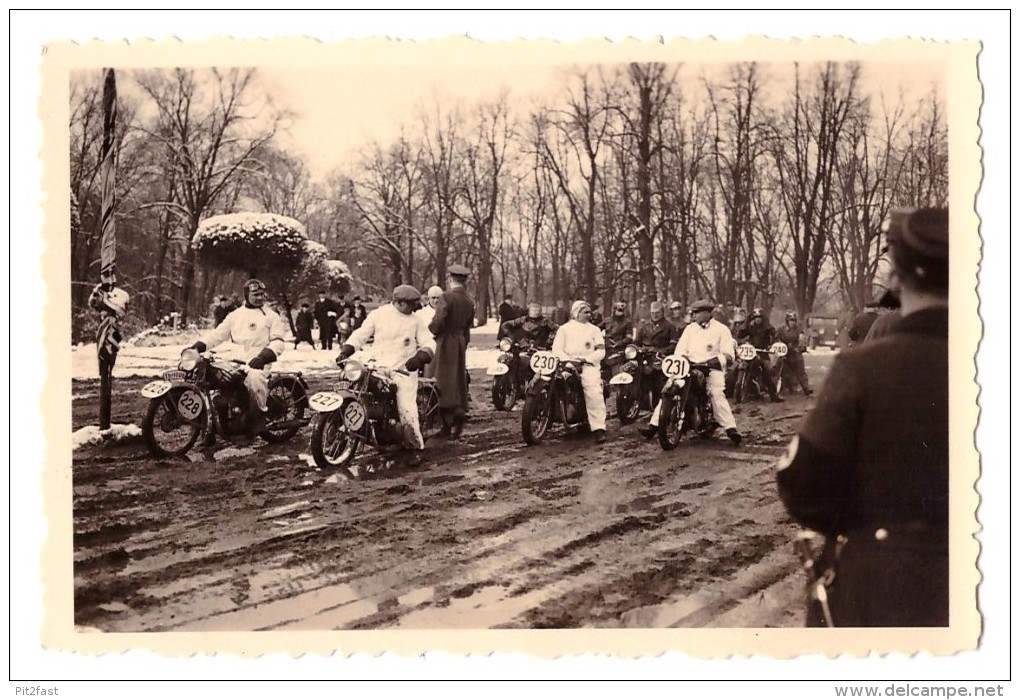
[635, 301, 675, 352]
[776, 311, 813, 396]
[429, 264, 475, 439]
[847, 301, 880, 347]
[602, 301, 634, 352]
[212, 296, 232, 326]
[313, 292, 337, 350]
[294, 302, 315, 349]
[777, 207, 949, 627]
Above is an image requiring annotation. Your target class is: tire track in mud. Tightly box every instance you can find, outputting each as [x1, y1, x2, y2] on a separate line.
[72, 368, 816, 630]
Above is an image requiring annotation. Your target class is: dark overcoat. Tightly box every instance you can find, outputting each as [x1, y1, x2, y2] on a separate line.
[777, 308, 949, 626]
[429, 286, 475, 411]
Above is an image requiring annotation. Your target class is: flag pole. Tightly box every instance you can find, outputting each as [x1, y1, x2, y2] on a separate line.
[96, 67, 119, 430]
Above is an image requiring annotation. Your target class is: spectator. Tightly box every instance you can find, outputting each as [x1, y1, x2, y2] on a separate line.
[294, 302, 315, 349]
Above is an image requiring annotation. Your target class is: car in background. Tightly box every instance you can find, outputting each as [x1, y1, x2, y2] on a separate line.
[806, 316, 840, 349]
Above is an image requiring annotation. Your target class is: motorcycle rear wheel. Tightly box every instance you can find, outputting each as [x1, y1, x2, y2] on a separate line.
[522, 392, 553, 445]
[491, 374, 516, 411]
[657, 392, 685, 451]
[310, 411, 359, 470]
[260, 377, 307, 443]
[143, 390, 207, 458]
[417, 384, 441, 440]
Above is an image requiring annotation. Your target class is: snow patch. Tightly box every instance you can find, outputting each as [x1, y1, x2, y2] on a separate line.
[212, 446, 257, 461]
[71, 423, 142, 450]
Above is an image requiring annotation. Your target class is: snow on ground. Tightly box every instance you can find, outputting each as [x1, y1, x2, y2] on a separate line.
[72, 423, 142, 450]
[72, 342, 502, 380]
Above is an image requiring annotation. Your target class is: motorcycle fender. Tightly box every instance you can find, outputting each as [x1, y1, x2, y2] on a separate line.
[608, 372, 634, 386]
[487, 363, 510, 376]
[140, 379, 194, 399]
[524, 376, 550, 397]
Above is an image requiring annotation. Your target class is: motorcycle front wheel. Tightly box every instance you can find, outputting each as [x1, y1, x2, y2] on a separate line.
[261, 377, 307, 443]
[143, 389, 207, 458]
[522, 391, 553, 445]
[615, 384, 640, 424]
[657, 392, 686, 451]
[310, 411, 360, 470]
[491, 374, 516, 411]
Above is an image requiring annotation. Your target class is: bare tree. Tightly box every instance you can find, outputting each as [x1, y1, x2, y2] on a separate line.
[454, 97, 514, 324]
[770, 61, 862, 316]
[134, 67, 282, 320]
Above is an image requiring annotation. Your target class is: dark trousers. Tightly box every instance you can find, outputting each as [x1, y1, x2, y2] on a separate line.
[751, 357, 780, 399]
[781, 351, 812, 393]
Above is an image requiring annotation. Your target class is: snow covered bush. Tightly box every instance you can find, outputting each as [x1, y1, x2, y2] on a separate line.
[193, 212, 308, 277]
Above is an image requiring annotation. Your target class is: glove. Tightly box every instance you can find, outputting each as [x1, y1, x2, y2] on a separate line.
[248, 347, 277, 370]
[189, 341, 207, 353]
[404, 349, 433, 372]
[335, 344, 356, 366]
[704, 356, 723, 371]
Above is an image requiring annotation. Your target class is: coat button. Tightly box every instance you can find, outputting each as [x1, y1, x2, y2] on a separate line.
[874, 528, 889, 541]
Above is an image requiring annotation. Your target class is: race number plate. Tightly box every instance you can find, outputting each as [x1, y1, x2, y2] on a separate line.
[529, 351, 559, 375]
[661, 355, 691, 379]
[175, 389, 203, 420]
[308, 391, 344, 413]
[770, 341, 788, 357]
[737, 344, 757, 361]
[487, 362, 510, 376]
[140, 380, 172, 398]
[608, 372, 633, 385]
[342, 401, 367, 431]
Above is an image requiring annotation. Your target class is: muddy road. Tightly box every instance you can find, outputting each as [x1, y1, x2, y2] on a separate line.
[71, 355, 834, 631]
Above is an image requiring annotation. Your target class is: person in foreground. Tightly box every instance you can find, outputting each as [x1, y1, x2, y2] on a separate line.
[551, 300, 607, 444]
[640, 298, 741, 446]
[776, 207, 949, 627]
[189, 279, 287, 442]
[336, 285, 436, 465]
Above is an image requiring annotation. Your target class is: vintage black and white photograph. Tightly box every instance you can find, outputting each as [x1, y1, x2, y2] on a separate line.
[43, 31, 983, 658]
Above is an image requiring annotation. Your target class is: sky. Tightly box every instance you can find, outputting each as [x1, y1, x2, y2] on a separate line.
[258, 58, 947, 181]
[12, 9, 1013, 686]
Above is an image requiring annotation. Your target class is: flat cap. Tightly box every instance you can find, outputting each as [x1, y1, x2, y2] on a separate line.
[886, 207, 949, 259]
[449, 264, 470, 277]
[691, 298, 715, 312]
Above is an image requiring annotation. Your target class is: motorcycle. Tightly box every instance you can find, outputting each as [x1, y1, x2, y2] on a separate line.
[307, 358, 441, 471]
[732, 342, 788, 403]
[486, 336, 538, 411]
[139, 348, 310, 458]
[520, 351, 591, 445]
[607, 344, 667, 424]
[655, 354, 718, 451]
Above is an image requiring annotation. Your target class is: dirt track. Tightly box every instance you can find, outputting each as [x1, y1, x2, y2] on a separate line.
[71, 356, 833, 631]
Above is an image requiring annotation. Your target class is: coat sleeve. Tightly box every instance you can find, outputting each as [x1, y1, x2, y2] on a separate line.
[585, 328, 606, 365]
[428, 295, 449, 337]
[551, 326, 566, 358]
[718, 325, 735, 367]
[266, 311, 288, 357]
[201, 312, 235, 349]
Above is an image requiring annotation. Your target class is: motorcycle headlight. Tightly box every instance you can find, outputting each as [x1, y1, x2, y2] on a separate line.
[179, 348, 200, 371]
[499, 338, 513, 352]
[624, 344, 638, 360]
[344, 360, 364, 382]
